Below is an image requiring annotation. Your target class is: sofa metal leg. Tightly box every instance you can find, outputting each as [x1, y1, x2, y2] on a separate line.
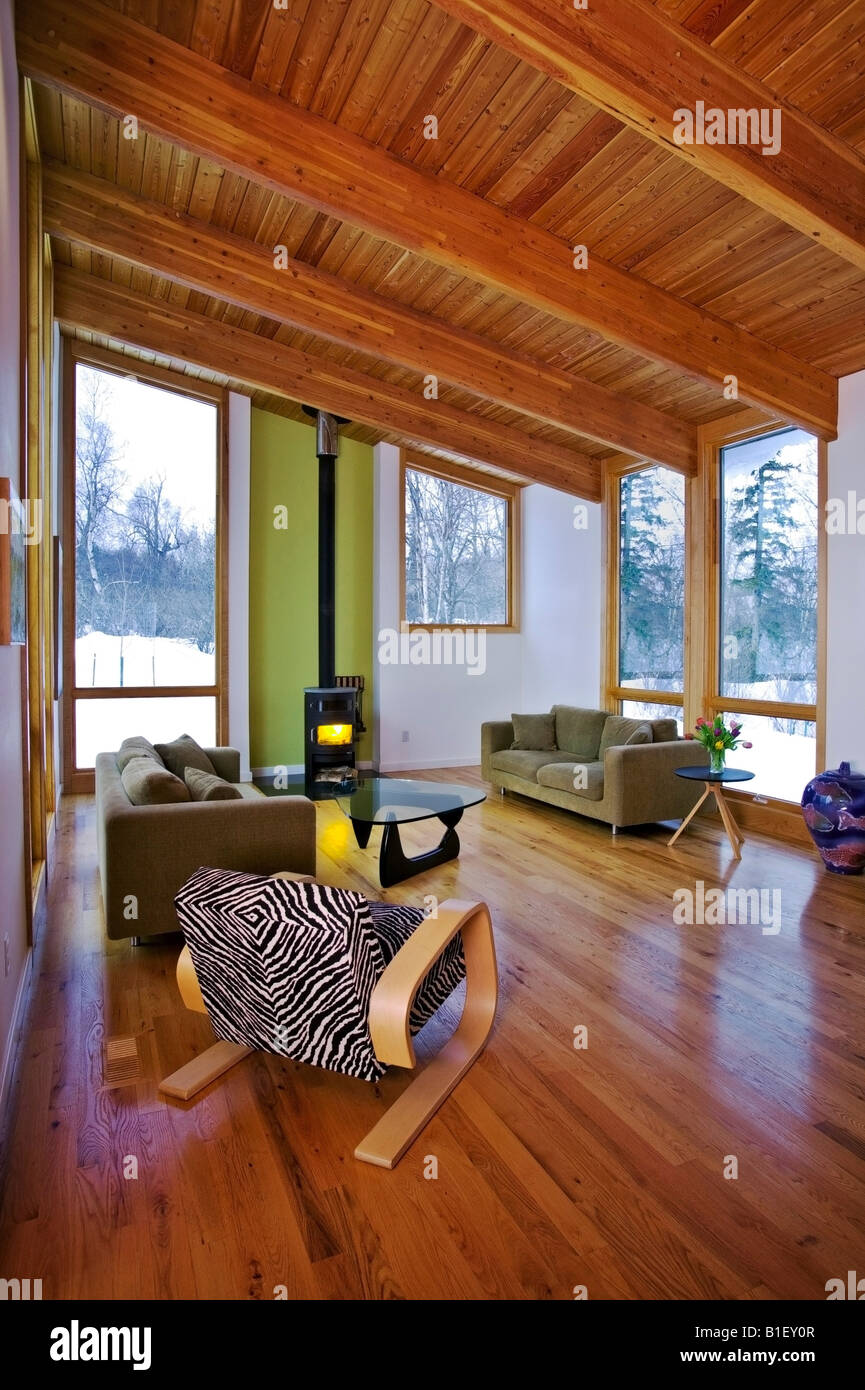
[130, 935, 141, 946]
[499, 786, 506, 797]
[611, 825, 618, 836]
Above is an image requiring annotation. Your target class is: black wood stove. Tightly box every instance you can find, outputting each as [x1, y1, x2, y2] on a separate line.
[302, 407, 361, 794]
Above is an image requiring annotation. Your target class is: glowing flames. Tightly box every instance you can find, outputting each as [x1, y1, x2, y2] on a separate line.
[316, 723, 352, 746]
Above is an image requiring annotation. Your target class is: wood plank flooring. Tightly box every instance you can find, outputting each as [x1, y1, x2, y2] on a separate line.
[1, 770, 864, 1300]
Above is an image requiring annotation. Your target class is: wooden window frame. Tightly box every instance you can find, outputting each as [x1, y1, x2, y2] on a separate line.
[21, 80, 56, 940]
[691, 409, 826, 814]
[602, 456, 686, 718]
[62, 342, 228, 792]
[399, 450, 521, 634]
[603, 412, 826, 831]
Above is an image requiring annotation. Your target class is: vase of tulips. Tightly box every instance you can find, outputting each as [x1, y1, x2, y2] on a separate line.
[686, 715, 752, 774]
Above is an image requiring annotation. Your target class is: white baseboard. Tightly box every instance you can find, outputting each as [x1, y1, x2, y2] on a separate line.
[0, 947, 33, 1127]
[251, 764, 303, 778]
[379, 757, 482, 773]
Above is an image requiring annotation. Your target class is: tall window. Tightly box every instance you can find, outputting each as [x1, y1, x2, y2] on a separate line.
[68, 357, 223, 776]
[402, 459, 517, 628]
[715, 426, 818, 801]
[615, 466, 685, 728]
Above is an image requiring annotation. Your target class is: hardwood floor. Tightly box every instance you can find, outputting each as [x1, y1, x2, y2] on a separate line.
[2, 770, 864, 1300]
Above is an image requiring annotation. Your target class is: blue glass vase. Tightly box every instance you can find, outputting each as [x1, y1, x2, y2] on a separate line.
[802, 762, 865, 875]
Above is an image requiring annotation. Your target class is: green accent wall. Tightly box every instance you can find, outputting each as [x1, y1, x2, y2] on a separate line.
[249, 409, 374, 770]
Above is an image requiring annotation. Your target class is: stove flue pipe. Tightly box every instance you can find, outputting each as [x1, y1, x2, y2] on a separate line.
[302, 406, 348, 690]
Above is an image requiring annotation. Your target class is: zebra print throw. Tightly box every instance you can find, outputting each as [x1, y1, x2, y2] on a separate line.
[369, 900, 466, 1035]
[174, 868, 466, 1082]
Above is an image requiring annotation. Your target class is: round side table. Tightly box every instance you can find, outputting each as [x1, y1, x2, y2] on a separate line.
[668, 766, 755, 859]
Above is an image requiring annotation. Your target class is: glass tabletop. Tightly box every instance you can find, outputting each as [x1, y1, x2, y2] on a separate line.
[336, 777, 486, 824]
[674, 766, 756, 783]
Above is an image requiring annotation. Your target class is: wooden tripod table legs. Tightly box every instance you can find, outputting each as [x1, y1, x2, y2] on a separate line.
[668, 782, 745, 859]
[714, 787, 745, 858]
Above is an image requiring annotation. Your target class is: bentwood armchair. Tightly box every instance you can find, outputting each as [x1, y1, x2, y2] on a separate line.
[159, 868, 498, 1169]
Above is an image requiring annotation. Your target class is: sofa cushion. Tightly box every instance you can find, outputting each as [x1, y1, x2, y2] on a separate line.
[116, 735, 164, 773]
[121, 756, 191, 806]
[184, 767, 242, 802]
[649, 718, 680, 743]
[599, 715, 653, 756]
[510, 712, 556, 751]
[155, 733, 217, 779]
[551, 706, 608, 760]
[537, 760, 605, 801]
[490, 748, 577, 782]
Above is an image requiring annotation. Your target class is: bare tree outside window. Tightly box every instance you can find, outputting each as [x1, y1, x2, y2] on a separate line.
[72, 362, 219, 767]
[404, 466, 509, 625]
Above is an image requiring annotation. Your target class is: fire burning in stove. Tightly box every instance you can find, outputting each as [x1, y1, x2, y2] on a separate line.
[316, 722, 352, 746]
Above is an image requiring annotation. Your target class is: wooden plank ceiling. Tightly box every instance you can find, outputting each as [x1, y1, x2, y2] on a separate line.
[23, 0, 865, 497]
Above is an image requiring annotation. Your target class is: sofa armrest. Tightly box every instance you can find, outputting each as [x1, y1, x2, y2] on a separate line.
[603, 738, 708, 826]
[481, 720, 514, 781]
[204, 747, 241, 782]
[100, 794, 317, 939]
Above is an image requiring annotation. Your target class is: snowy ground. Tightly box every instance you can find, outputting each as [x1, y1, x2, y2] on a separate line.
[716, 714, 815, 804]
[621, 687, 815, 802]
[75, 633, 216, 767]
[76, 632, 214, 687]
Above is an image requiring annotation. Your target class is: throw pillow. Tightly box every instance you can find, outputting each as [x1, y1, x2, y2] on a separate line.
[121, 756, 190, 806]
[651, 718, 680, 743]
[184, 767, 242, 802]
[116, 735, 164, 772]
[625, 722, 652, 746]
[155, 733, 217, 779]
[599, 715, 654, 755]
[511, 712, 557, 751]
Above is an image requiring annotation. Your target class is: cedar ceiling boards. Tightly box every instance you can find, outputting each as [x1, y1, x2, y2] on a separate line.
[19, 0, 865, 495]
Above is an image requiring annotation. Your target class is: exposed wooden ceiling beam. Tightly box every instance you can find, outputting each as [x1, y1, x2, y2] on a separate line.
[53, 266, 602, 501]
[42, 162, 697, 474]
[429, 0, 865, 274]
[16, 0, 837, 440]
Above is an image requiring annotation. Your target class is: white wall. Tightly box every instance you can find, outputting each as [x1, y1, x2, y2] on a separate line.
[372, 443, 603, 771]
[374, 444, 522, 770]
[522, 483, 602, 712]
[0, 0, 31, 1115]
[227, 392, 251, 779]
[826, 369, 865, 771]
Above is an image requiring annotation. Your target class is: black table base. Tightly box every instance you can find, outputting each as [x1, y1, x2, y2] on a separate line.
[351, 807, 464, 887]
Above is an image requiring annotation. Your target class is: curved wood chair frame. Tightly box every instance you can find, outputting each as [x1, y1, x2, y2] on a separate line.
[159, 898, 498, 1169]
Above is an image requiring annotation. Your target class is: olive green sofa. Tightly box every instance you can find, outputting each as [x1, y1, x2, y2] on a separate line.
[95, 747, 316, 940]
[481, 706, 707, 831]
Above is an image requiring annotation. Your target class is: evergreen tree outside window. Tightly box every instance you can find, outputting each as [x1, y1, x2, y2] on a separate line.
[717, 427, 818, 801]
[618, 467, 685, 697]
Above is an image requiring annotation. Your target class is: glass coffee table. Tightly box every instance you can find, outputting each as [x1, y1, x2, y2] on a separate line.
[336, 777, 486, 887]
[668, 766, 755, 859]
